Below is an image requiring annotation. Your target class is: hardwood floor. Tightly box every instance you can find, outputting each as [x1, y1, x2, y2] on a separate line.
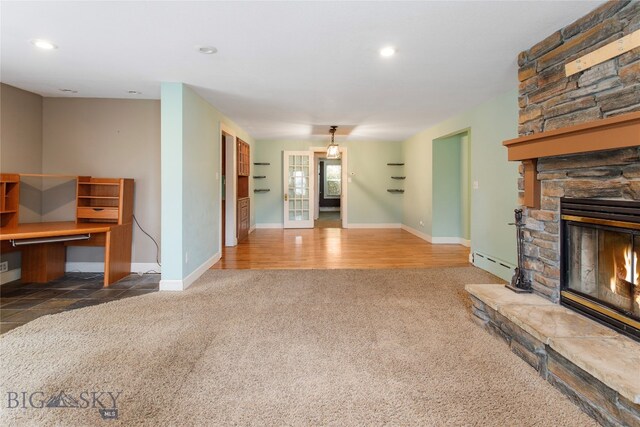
[212, 228, 470, 269]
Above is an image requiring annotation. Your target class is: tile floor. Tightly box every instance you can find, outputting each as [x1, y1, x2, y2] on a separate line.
[0, 273, 160, 334]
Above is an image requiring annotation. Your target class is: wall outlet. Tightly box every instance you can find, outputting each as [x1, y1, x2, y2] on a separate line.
[185, 252, 188, 264]
[419, 220, 424, 227]
[473, 180, 479, 190]
[0, 261, 8, 273]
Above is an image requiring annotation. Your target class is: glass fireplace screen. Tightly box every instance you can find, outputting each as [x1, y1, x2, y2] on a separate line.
[565, 223, 639, 319]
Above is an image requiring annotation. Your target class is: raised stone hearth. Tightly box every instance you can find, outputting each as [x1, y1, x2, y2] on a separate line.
[467, 284, 640, 427]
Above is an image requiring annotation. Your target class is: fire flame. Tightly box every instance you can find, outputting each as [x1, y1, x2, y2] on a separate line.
[625, 247, 639, 306]
[624, 247, 639, 285]
[611, 246, 639, 305]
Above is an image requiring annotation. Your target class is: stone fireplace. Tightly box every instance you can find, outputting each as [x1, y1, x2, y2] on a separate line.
[508, 0, 640, 306]
[466, 2, 640, 425]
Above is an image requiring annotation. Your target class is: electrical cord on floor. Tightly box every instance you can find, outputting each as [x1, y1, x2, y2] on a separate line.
[133, 214, 161, 266]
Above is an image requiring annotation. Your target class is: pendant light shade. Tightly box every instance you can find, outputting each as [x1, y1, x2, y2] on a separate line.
[326, 126, 341, 159]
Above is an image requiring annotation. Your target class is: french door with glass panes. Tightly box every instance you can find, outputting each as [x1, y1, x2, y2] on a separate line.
[283, 151, 315, 228]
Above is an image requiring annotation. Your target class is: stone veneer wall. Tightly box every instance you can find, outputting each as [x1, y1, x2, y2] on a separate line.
[517, 0, 640, 301]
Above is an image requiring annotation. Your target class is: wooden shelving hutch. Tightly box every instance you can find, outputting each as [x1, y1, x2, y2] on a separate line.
[237, 139, 250, 242]
[237, 138, 250, 177]
[0, 173, 20, 227]
[76, 177, 134, 224]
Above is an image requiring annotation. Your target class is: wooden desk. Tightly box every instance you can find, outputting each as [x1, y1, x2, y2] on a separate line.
[0, 221, 133, 286]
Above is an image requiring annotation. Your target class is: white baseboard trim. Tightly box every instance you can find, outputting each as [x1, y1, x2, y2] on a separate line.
[256, 223, 283, 229]
[65, 262, 161, 274]
[0, 269, 21, 285]
[401, 224, 432, 242]
[401, 225, 470, 247]
[158, 279, 183, 291]
[159, 251, 220, 291]
[431, 237, 471, 247]
[348, 223, 401, 229]
[249, 224, 256, 233]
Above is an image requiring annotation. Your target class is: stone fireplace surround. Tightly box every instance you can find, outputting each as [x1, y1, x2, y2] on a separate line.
[503, 112, 640, 302]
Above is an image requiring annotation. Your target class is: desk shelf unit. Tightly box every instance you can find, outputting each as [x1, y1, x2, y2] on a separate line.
[76, 177, 134, 224]
[0, 174, 135, 286]
[0, 174, 20, 227]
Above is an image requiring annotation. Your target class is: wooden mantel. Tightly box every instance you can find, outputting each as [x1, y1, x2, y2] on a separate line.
[503, 111, 640, 208]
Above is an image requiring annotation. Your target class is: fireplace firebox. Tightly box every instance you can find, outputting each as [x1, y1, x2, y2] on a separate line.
[560, 198, 640, 341]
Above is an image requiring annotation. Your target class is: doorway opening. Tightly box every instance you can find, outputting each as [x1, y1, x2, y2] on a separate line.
[315, 155, 342, 229]
[431, 130, 471, 246]
[220, 128, 237, 250]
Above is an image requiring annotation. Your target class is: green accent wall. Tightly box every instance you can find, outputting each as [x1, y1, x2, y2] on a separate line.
[431, 131, 471, 240]
[254, 139, 403, 225]
[161, 83, 254, 283]
[432, 134, 463, 238]
[160, 83, 184, 280]
[402, 89, 519, 277]
[460, 133, 471, 241]
[181, 86, 220, 275]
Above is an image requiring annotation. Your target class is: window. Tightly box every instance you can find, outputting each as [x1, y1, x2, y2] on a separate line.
[325, 164, 341, 197]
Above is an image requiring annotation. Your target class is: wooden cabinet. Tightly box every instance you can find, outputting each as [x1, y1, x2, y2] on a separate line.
[76, 177, 134, 225]
[237, 139, 250, 176]
[236, 139, 250, 242]
[237, 197, 250, 242]
[0, 173, 20, 227]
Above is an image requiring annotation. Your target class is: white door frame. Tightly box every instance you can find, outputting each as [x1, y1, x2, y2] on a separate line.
[310, 146, 348, 229]
[220, 124, 238, 248]
[314, 152, 322, 220]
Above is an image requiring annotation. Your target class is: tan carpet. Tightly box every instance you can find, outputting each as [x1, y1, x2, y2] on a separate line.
[0, 267, 597, 426]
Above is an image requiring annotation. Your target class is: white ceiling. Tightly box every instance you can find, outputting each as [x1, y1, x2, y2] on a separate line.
[1, 1, 602, 141]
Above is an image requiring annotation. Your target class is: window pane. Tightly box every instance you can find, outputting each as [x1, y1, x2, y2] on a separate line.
[326, 165, 341, 180]
[327, 181, 341, 196]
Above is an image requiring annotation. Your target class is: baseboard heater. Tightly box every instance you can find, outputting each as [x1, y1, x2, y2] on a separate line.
[473, 251, 516, 280]
[11, 234, 91, 246]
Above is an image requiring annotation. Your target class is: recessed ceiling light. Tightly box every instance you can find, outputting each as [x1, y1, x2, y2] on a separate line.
[380, 46, 396, 58]
[59, 88, 77, 93]
[197, 46, 218, 54]
[128, 90, 142, 95]
[31, 39, 58, 50]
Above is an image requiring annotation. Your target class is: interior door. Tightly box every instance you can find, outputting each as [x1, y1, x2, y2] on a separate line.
[283, 151, 314, 228]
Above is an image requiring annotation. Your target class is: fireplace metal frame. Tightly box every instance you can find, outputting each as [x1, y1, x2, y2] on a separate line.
[560, 198, 640, 341]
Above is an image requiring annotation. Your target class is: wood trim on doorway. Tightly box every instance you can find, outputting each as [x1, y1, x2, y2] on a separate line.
[310, 146, 348, 228]
[221, 124, 238, 249]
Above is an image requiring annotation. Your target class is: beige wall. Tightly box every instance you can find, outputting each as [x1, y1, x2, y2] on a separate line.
[43, 98, 161, 266]
[0, 83, 44, 223]
[0, 83, 43, 173]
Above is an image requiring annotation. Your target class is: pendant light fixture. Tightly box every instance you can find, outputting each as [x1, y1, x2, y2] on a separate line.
[326, 125, 341, 159]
